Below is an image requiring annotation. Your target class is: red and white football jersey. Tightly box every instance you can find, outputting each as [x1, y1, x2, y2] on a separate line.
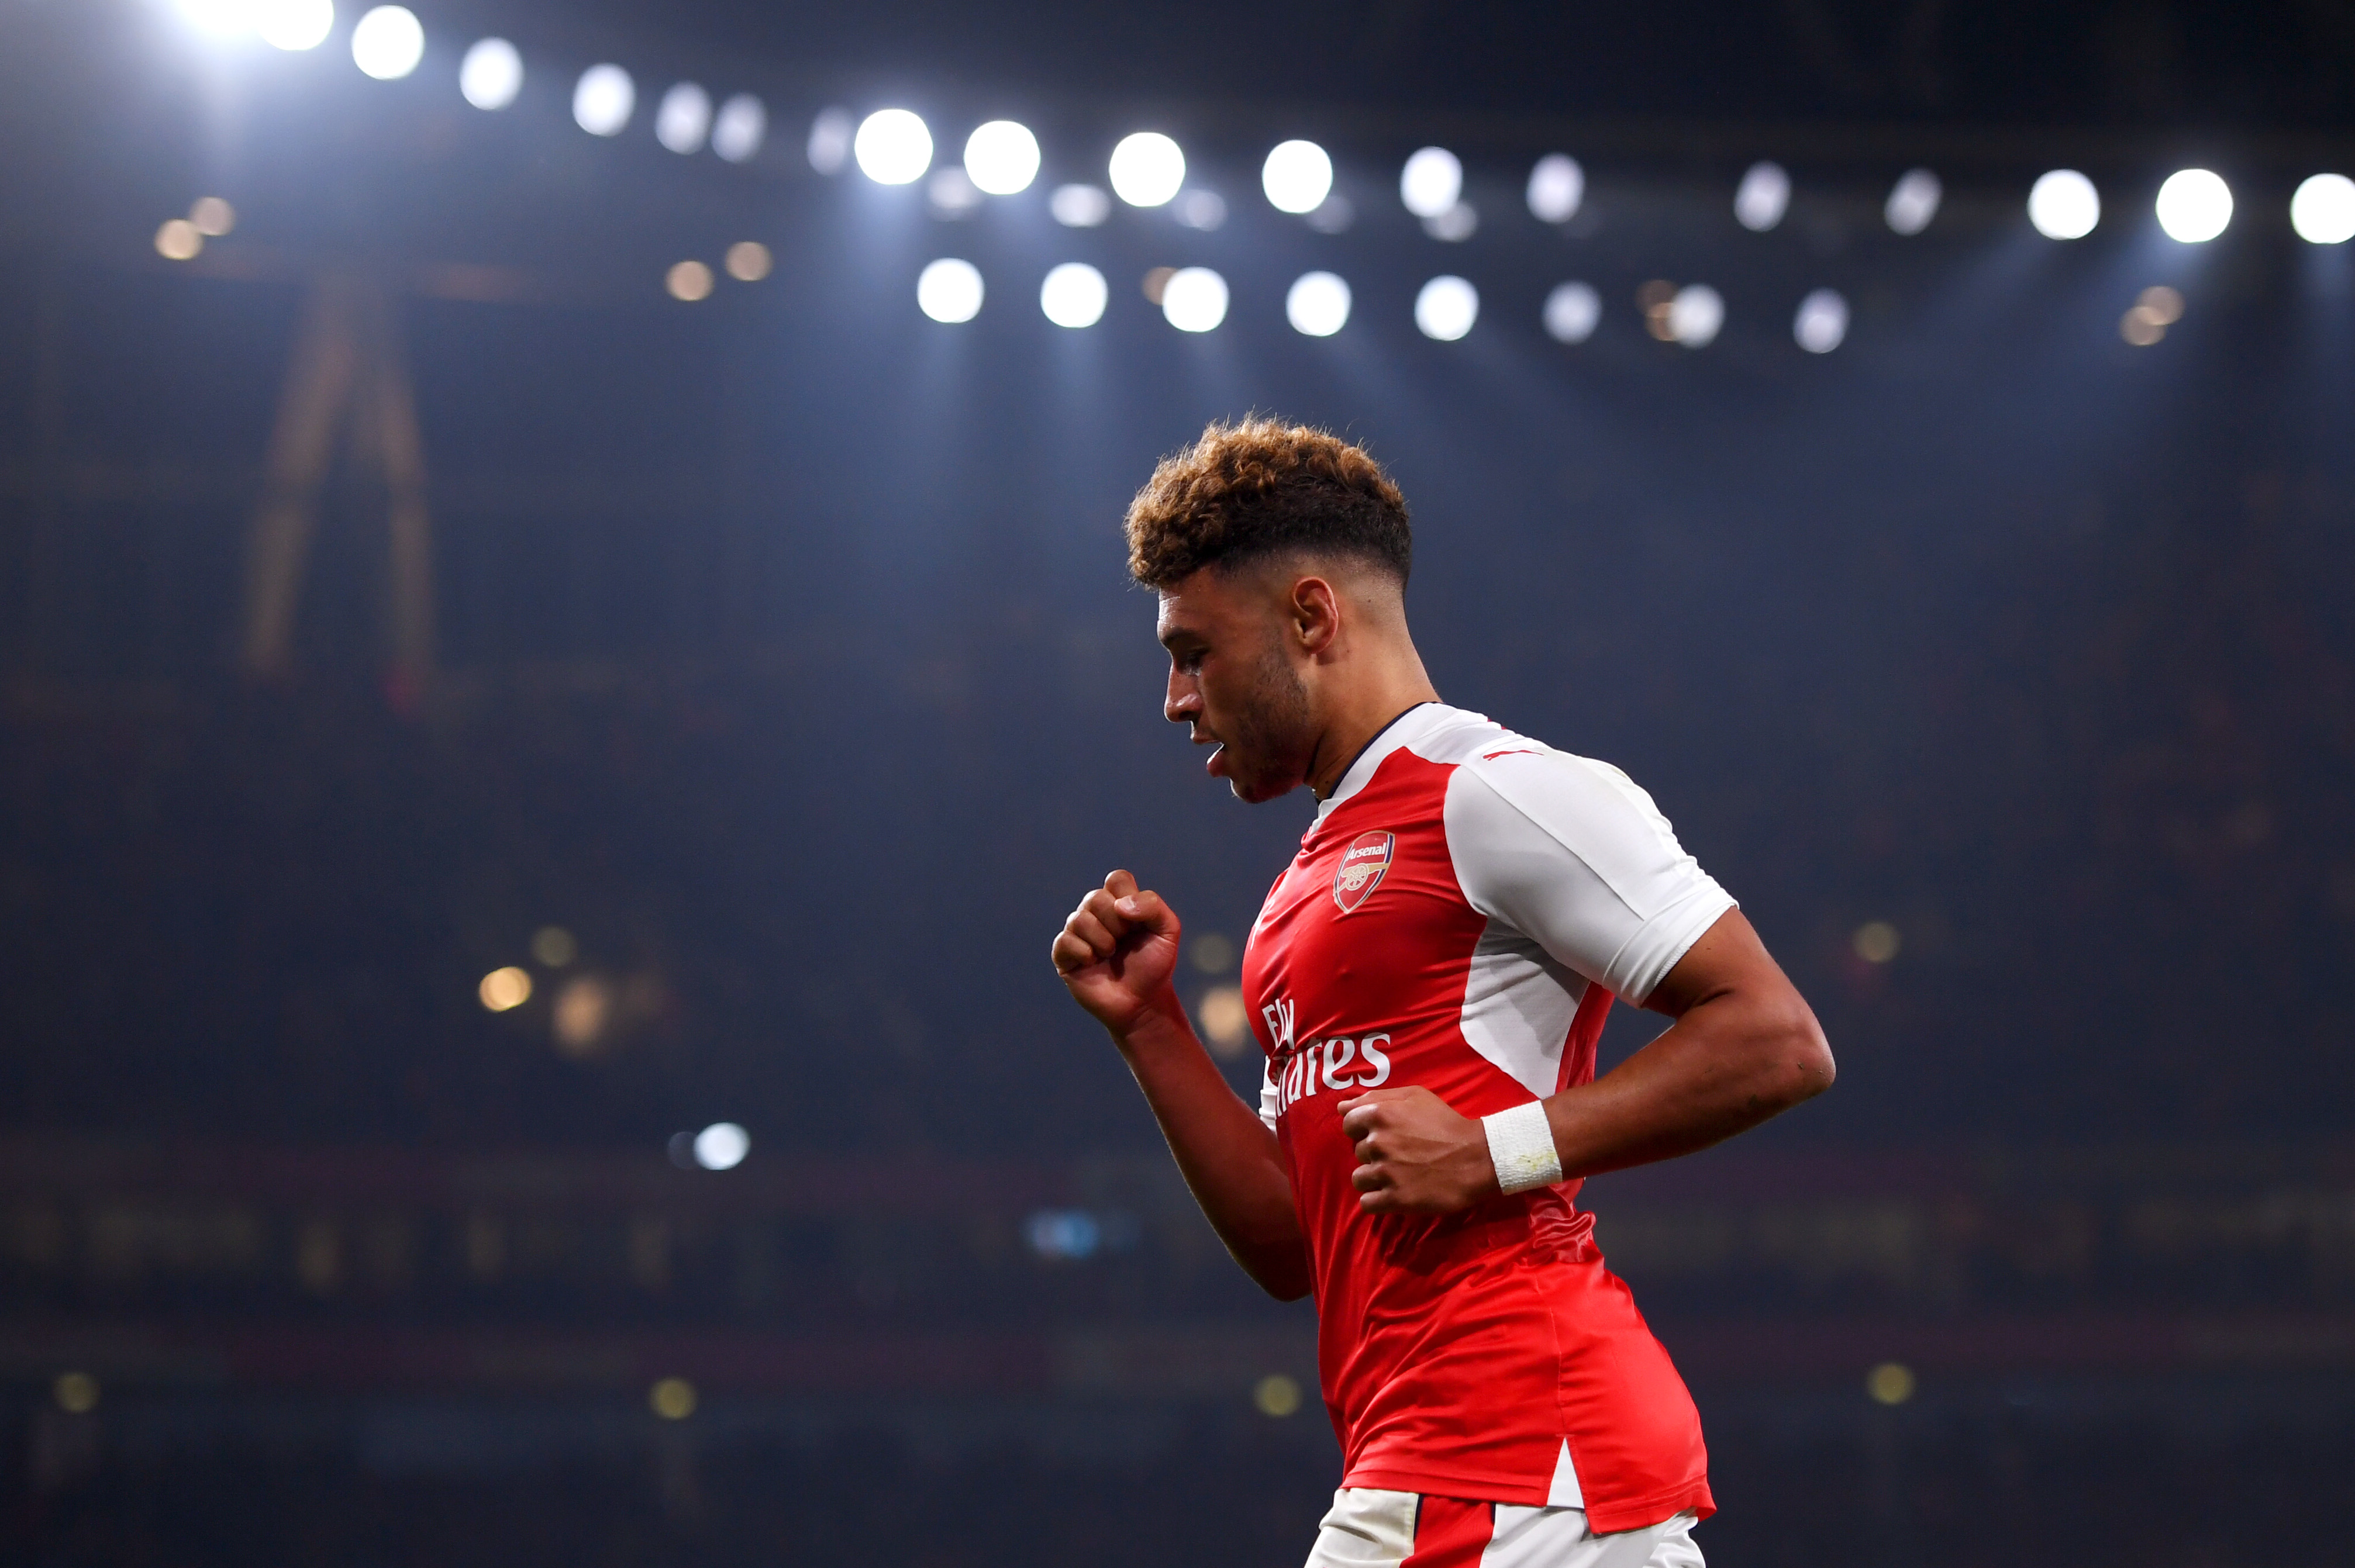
[1243, 703, 1736, 1534]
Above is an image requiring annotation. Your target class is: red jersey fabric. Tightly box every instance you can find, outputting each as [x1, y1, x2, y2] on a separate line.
[1242, 704, 1735, 1534]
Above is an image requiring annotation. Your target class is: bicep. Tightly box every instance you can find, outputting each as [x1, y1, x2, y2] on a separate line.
[1640, 906, 1787, 1018]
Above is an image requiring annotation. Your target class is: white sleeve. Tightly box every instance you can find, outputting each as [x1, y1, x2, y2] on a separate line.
[1443, 748, 1736, 1005]
[1257, 1058, 1280, 1132]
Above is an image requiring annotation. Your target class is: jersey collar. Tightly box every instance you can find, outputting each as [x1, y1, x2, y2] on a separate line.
[1313, 701, 1451, 824]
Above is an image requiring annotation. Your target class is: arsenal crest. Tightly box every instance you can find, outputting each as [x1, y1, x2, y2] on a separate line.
[1332, 830, 1395, 914]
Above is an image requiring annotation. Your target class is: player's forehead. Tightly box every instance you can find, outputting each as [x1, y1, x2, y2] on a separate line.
[1154, 568, 1239, 647]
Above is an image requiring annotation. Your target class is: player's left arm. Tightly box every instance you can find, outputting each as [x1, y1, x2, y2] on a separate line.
[1340, 907, 1830, 1213]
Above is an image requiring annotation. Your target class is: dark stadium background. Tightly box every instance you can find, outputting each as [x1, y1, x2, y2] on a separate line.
[3, 1, 2351, 1563]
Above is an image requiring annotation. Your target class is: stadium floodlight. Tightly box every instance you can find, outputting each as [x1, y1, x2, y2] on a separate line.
[573, 65, 633, 136]
[1161, 267, 1228, 331]
[350, 5, 422, 79]
[964, 120, 1041, 195]
[1543, 281, 1600, 343]
[1527, 154, 1584, 223]
[1399, 147, 1461, 219]
[1414, 275, 1477, 340]
[656, 83, 711, 154]
[1163, 266, 1234, 329]
[1262, 140, 1333, 215]
[711, 95, 764, 162]
[257, 0, 332, 51]
[2028, 170, 2099, 239]
[2292, 173, 2355, 244]
[1793, 288, 1849, 353]
[1050, 184, 1112, 227]
[1670, 284, 1724, 347]
[916, 258, 983, 323]
[1885, 168, 1940, 234]
[1109, 132, 1185, 207]
[2155, 168, 2232, 243]
[692, 1122, 749, 1170]
[854, 109, 932, 184]
[1734, 161, 1790, 231]
[1040, 263, 1108, 328]
[458, 39, 521, 109]
[1285, 271, 1351, 336]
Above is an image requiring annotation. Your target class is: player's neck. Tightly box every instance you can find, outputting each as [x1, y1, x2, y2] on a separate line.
[1306, 646, 1441, 800]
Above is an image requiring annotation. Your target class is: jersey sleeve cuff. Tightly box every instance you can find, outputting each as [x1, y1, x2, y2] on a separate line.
[1605, 885, 1737, 1004]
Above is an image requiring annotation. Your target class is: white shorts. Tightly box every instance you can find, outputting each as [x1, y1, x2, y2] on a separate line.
[1303, 1487, 1704, 1568]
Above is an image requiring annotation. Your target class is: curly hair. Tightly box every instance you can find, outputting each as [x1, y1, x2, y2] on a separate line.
[1123, 418, 1411, 589]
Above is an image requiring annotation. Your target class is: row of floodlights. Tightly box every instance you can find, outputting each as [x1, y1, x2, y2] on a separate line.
[161, 5, 2355, 247]
[872, 258, 1852, 353]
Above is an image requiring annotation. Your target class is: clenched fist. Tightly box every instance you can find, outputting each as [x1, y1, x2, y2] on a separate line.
[1052, 870, 1182, 1036]
[1337, 1086, 1499, 1215]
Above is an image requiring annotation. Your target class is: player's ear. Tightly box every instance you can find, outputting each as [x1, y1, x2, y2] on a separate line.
[1291, 575, 1341, 655]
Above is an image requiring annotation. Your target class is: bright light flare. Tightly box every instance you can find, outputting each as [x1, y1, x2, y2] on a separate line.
[917, 258, 983, 323]
[1670, 284, 1724, 347]
[1543, 281, 1599, 344]
[1734, 161, 1790, 231]
[257, 0, 332, 51]
[964, 120, 1041, 195]
[1527, 154, 1584, 223]
[2028, 170, 2099, 239]
[349, 5, 422, 79]
[806, 108, 853, 174]
[1885, 168, 1940, 234]
[155, 219, 204, 261]
[656, 83, 711, 154]
[1285, 271, 1350, 336]
[855, 108, 933, 184]
[1414, 275, 1477, 341]
[1399, 147, 1461, 218]
[1110, 132, 1185, 207]
[1423, 202, 1476, 241]
[1040, 262, 1108, 327]
[2292, 173, 2355, 244]
[693, 1122, 749, 1170]
[1050, 184, 1111, 227]
[1174, 190, 1226, 230]
[711, 95, 764, 163]
[174, 0, 252, 37]
[666, 260, 713, 302]
[573, 65, 634, 136]
[1161, 266, 1228, 331]
[2155, 168, 2232, 243]
[1793, 288, 1849, 353]
[479, 966, 532, 1011]
[458, 39, 521, 110]
[724, 241, 771, 282]
[1262, 140, 1333, 215]
[189, 196, 235, 236]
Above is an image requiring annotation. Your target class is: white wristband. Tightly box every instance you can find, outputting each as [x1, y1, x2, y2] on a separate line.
[1483, 1101, 1564, 1194]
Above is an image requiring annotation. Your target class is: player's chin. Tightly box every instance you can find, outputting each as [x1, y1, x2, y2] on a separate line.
[1225, 762, 1297, 805]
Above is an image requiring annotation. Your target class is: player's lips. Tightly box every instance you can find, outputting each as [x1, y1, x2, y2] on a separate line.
[1191, 725, 1230, 777]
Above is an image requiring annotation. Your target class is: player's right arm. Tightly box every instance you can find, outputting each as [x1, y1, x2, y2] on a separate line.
[1053, 871, 1312, 1301]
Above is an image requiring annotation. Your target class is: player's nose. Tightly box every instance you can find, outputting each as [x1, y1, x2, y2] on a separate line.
[1164, 671, 1201, 725]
